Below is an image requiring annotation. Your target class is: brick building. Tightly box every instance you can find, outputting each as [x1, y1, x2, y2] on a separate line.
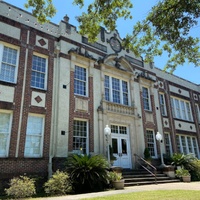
[0, 1, 200, 179]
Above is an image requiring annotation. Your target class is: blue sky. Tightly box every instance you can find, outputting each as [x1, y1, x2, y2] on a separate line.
[3, 0, 200, 85]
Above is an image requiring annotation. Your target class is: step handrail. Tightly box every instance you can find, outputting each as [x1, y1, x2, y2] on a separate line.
[134, 153, 157, 184]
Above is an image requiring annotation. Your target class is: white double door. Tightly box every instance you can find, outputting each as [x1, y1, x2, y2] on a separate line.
[112, 135, 131, 168]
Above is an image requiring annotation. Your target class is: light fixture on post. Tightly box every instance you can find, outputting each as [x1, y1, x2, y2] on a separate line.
[104, 125, 111, 167]
[156, 131, 166, 168]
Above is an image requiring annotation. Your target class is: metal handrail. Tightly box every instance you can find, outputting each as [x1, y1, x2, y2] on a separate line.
[134, 153, 157, 184]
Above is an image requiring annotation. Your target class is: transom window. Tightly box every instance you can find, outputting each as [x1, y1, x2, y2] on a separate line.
[159, 93, 167, 116]
[146, 130, 156, 157]
[0, 45, 18, 83]
[31, 55, 47, 89]
[24, 114, 44, 157]
[0, 111, 12, 157]
[111, 125, 127, 135]
[176, 134, 199, 158]
[104, 75, 129, 105]
[73, 120, 88, 154]
[74, 65, 87, 96]
[170, 97, 193, 121]
[142, 87, 151, 111]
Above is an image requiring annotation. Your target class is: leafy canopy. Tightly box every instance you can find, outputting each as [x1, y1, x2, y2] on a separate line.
[24, 0, 200, 72]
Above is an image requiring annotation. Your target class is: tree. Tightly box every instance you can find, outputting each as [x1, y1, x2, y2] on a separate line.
[24, 0, 200, 72]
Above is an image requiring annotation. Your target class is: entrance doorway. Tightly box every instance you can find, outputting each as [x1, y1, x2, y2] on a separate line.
[111, 125, 131, 168]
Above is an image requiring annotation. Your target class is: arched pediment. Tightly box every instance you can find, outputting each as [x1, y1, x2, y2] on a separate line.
[99, 55, 134, 73]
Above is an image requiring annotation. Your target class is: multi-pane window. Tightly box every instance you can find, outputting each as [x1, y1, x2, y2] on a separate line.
[176, 134, 199, 158]
[164, 133, 172, 156]
[186, 102, 192, 121]
[181, 136, 187, 154]
[195, 104, 200, 123]
[192, 137, 199, 158]
[159, 93, 167, 116]
[73, 120, 88, 154]
[0, 111, 12, 157]
[176, 135, 181, 153]
[111, 125, 127, 135]
[170, 97, 193, 121]
[74, 65, 87, 96]
[142, 87, 151, 111]
[24, 114, 44, 157]
[146, 130, 156, 157]
[31, 55, 47, 89]
[104, 75, 129, 105]
[0, 45, 18, 83]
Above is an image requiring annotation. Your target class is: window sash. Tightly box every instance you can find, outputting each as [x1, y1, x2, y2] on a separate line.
[195, 104, 200, 123]
[74, 66, 87, 96]
[159, 94, 166, 116]
[73, 120, 88, 154]
[171, 97, 193, 121]
[142, 87, 150, 110]
[0, 46, 18, 83]
[146, 130, 156, 157]
[104, 75, 129, 105]
[164, 133, 172, 156]
[31, 55, 47, 89]
[24, 115, 44, 157]
[0, 112, 12, 157]
[111, 125, 127, 135]
[176, 135, 199, 158]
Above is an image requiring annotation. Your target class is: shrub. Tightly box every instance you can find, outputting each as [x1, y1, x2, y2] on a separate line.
[171, 153, 196, 168]
[44, 170, 71, 196]
[65, 154, 109, 193]
[5, 175, 36, 199]
[188, 159, 200, 181]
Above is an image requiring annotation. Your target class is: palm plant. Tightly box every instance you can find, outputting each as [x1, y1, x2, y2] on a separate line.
[65, 154, 109, 193]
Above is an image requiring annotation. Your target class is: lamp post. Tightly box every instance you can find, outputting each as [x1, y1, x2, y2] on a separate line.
[104, 125, 111, 166]
[156, 132, 166, 168]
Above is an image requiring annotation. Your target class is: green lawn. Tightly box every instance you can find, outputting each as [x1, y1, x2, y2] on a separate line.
[83, 190, 200, 200]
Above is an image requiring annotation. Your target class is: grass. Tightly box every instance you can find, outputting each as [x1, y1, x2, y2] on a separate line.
[83, 190, 200, 200]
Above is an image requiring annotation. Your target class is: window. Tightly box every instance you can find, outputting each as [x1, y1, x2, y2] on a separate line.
[142, 87, 151, 110]
[111, 125, 127, 135]
[146, 130, 156, 157]
[0, 44, 18, 83]
[73, 120, 88, 154]
[176, 134, 199, 158]
[104, 75, 129, 105]
[24, 114, 44, 157]
[0, 111, 12, 157]
[159, 93, 167, 116]
[186, 102, 192, 121]
[74, 65, 87, 96]
[170, 97, 193, 121]
[195, 104, 200, 123]
[31, 55, 47, 89]
[164, 133, 172, 156]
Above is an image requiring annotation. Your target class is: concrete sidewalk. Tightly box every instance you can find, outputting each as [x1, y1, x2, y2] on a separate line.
[39, 182, 200, 200]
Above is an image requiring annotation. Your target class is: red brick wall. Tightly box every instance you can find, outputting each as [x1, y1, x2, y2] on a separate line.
[0, 17, 55, 178]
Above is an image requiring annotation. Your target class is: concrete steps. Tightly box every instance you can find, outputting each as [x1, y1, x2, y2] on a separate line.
[122, 169, 180, 187]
